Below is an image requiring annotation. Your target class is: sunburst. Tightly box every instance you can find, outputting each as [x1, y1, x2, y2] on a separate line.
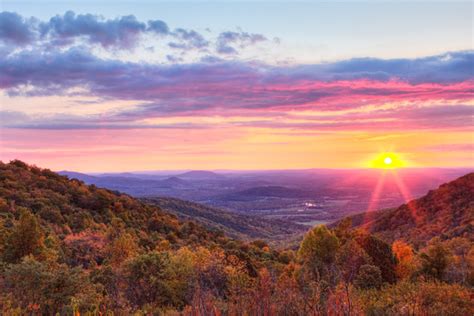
[370, 152, 404, 169]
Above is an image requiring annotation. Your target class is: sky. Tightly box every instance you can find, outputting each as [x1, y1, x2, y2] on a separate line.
[0, 1, 473, 172]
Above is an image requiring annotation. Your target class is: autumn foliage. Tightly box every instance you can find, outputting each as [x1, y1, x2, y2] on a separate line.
[0, 161, 472, 315]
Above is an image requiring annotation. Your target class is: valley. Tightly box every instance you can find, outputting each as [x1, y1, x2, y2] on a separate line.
[60, 168, 471, 228]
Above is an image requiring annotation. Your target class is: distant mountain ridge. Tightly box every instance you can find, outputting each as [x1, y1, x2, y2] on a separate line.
[58, 171, 99, 183]
[58, 170, 190, 195]
[175, 170, 224, 180]
[345, 172, 474, 247]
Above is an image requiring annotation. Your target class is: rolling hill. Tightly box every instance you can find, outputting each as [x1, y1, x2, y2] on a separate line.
[216, 185, 313, 201]
[175, 170, 225, 180]
[2, 161, 225, 249]
[143, 197, 306, 242]
[58, 170, 191, 196]
[345, 172, 474, 247]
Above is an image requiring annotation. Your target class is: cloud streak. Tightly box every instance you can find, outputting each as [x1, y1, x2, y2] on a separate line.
[1, 49, 472, 114]
[1, 102, 472, 132]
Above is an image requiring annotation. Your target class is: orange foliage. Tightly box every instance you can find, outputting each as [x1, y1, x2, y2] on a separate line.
[392, 240, 417, 279]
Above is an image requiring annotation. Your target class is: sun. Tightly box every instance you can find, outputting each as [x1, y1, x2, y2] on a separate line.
[370, 152, 404, 169]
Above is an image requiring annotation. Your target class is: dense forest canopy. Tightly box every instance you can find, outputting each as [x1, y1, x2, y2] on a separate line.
[0, 160, 473, 315]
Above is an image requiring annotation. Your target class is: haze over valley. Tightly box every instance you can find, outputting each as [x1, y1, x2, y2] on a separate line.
[59, 168, 470, 228]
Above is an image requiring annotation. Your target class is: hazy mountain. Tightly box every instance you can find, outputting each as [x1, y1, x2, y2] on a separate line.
[58, 171, 98, 183]
[59, 171, 194, 196]
[176, 170, 225, 180]
[161, 176, 189, 186]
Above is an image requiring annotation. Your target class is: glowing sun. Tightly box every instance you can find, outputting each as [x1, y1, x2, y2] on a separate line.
[370, 152, 404, 169]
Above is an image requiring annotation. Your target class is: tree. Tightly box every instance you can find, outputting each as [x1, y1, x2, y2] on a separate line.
[105, 232, 138, 268]
[298, 225, 340, 280]
[392, 240, 417, 280]
[168, 247, 198, 307]
[124, 251, 192, 309]
[327, 282, 362, 316]
[444, 237, 473, 285]
[3, 209, 44, 263]
[336, 239, 371, 283]
[3, 256, 102, 314]
[252, 268, 273, 315]
[358, 281, 474, 315]
[354, 264, 382, 289]
[227, 265, 254, 315]
[277, 250, 295, 264]
[420, 238, 451, 280]
[333, 217, 353, 243]
[273, 264, 306, 315]
[355, 233, 397, 283]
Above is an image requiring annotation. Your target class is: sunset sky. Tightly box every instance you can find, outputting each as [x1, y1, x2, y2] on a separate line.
[0, 1, 473, 172]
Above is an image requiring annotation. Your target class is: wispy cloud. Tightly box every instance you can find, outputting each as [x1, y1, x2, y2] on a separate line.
[423, 143, 474, 152]
[216, 31, 268, 54]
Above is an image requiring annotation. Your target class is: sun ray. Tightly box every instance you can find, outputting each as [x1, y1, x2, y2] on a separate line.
[362, 151, 413, 229]
[392, 171, 422, 224]
[361, 170, 387, 230]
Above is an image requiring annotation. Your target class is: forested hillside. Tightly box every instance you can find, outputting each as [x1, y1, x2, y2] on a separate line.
[143, 197, 306, 242]
[0, 161, 472, 315]
[347, 173, 474, 247]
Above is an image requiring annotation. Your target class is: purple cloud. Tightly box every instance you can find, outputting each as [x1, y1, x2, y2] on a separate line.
[147, 19, 169, 35]
[0, 12, 36, 45]
[0, 48, 472, 132]
[1, 48, 472, 97]
[217, 31, 267, 54]
[168, 28, 209, 50]
[1, 11, 275, 54]
[40, 11, 146, 49]
[269, 51, 474, 84]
